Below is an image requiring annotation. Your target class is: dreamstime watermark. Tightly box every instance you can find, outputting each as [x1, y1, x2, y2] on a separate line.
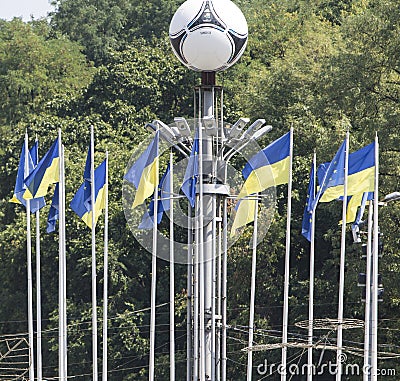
[257, 355, 396, 378]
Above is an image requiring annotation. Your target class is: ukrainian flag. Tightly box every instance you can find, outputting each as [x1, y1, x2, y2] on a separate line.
[230, 197, 257, 237]
[318, 142, 375, 203]
[70, 159, 107, 229]
[47, 183, 59, 233]
[10, 140, 46, 212]
[124, 132, 159, 208]
[23, 137, 60, 199]
[238, 131, 291, 199]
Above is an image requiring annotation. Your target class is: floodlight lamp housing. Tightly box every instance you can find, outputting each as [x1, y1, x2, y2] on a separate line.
[243, 119, 266, 138]
[226, 117, 250, 139]
[153, 120, 177, 141]
[174, 117, 191, 137]
[202, 116, 218, 136]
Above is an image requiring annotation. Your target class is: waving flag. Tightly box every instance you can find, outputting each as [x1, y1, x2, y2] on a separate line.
[47, 184, 59, 233]
[70, 159, 107, 229]
[181, 134, 199, 207]
[125, 132, 159, 208]
[24, 137, 60, 199]
[230, 197, 257, 237]
[238, 131, 291, 199]
[301, 164, 315, 241]
[10, 139, 46, 212]
[139, 164, 171, 229]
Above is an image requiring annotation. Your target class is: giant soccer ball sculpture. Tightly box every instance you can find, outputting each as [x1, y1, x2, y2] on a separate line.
[169, 0, 248, 72]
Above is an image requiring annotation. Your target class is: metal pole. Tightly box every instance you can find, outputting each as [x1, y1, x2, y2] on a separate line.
[336, 131, 349, 381]
[90, 126, 98, 381]
[187, 204, 193, 381]
[102, 151, 109, 381]
[281, 128, 293, 381]
[371, 135, 379, 381]
[307, 153, 317, 381]
[221, 198, 228, 381]
[36, 209, 43, 381]
[148, 138, 159, 381]
[169, 151, 175, 381]
[246, 197, 259, 381]
[58, 130, 65, 381]
[363, 201, 373, 381]
[24, 133, 35, 381]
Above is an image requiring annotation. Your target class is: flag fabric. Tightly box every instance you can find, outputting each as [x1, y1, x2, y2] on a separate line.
[318, 142, 375, 203]
[70, 159, 107, 229]
[310, 139, 346, 210]
[230, 197, 257, 237]
[238, 131, 291, 199]
[352, 192, 373, 227]
[124, 132, 159, 208]
[139, 164, 171, 229]
[23, 137, 60, 199]
[10, 140, 46, 213]
[181, 133, 199, 207]
[301, 164, 315, 241]
[47, 183, 59, 233]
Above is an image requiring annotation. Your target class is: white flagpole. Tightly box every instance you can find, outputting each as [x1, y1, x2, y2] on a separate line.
[102, 151, 109, 381]
[363, 201, 373, 381]
[281, 128, 293, 381]
[24, 132, 35, 381]
[193, 203, 199, 381]
[186, 203, 193, 381]
[36, 209, 43, 381]
[169, 150, 175, 381]
[307, 152, 317, 381]
[371, 134, 379, 381]
[58, 129, 67, 381]
[221, 198, 228, 381]
[34, 135, 43, 381]
[246, 196, 259, 381]
[90, 125, 99, 381]
[149, 137, 159, 381]
[336, 131, 350, 381]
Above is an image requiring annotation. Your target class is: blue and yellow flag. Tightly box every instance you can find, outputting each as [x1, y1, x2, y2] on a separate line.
[70, 159, 107, 229]
[230, 196, 257, 237]
[10, 140, 46, 213]
[301, 164, 315, 242]
[181, 134, 199, 207]
[139, 164, 171, 229]
[317, 142, 375, 204]
[47, 183, 59, 233]
[310, 139, 346, 210]
[23, 137, 60, 199]
[238, 131, 291, 199]
[125, 132, 159, 208]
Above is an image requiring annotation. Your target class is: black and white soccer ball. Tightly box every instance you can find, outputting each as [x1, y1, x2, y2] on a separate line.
[169, 0, 248, 72]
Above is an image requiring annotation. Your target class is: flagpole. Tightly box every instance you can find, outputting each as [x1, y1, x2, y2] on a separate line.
[169, 150, 175, 381]
[149, 135, 159, 381]
[102, 151, 109, 381]
[281, 127, 293, 381]
[187, 203, 193, 381]
[371, 134, 379, 381]
[36, 209, 43, 381]
[34, 134, 43, 381]
[24, 133, 35, 381]
[307, 152, 317, 381]
[58, 129, 67, 381]
[363, 201, 373, 381]
[90, 125, 99, 381]
[336, 130, 350, 381]
[246, 196, 259, 381]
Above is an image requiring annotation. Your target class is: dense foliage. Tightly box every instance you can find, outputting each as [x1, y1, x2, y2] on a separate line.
[1, 0, 400, 379]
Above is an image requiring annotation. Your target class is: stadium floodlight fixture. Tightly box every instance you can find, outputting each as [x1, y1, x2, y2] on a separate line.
[382, 192, 400, 203]
[153, 119, 178, 141]
[226, 117, 250, 139]
[202, 116, 218, 136]
[174, 117, 192, 137]
[240, 119, 266, 140]
[224, 124, 273, 161]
